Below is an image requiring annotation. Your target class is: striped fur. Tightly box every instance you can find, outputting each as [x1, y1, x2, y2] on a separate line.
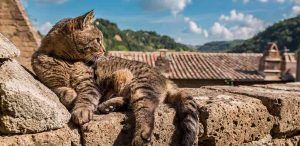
[94, 56, 199, 146]
[32, 10, 199, 146]
[32, 10, 104, 125]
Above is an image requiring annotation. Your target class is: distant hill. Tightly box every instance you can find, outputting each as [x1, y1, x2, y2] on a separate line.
[94, 18, 193, 52]
[198, 15, 300, 53]
[230, 15, 300, 53]
[197, 40, 244, 52]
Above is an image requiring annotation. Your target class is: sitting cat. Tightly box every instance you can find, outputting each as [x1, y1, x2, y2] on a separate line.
[32, 10, 104, 125]
[32, 10, 200, 146]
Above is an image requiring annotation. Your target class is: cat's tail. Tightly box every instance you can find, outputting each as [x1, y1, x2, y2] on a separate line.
[165, 80, 199, 146]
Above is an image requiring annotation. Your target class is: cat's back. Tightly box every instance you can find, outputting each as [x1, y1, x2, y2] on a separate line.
[98, 56, 154, 72]
[96, 56, 167, 85]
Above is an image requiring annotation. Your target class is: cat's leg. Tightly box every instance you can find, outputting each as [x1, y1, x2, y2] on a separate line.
[32, 54, 76, 109]
[71, 83, 101, 125]
[130, 89, 159, 146]
[71, 62, 101, 125]
[98, 96, 128, 114]
[53, 87, 77, 110]
[165, 80, 199, 146]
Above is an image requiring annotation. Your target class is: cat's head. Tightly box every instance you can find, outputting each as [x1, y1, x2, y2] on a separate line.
[40, 10, 105, 62]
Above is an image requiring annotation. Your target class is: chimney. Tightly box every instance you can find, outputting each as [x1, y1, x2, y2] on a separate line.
[259, 42, 282, 80]
[155, 49, 171, 78]
[281, 47, 297, 81]
[297, 50, 300, 81]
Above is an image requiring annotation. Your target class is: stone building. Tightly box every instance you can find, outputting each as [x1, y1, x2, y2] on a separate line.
[0, 0, 41, 70]
[258, 43, 297, 82]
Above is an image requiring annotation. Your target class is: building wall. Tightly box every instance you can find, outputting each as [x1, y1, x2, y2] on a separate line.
[172, 79, 288, 88]
[172, 79, 227, 88]
[0, 0, 41, 70]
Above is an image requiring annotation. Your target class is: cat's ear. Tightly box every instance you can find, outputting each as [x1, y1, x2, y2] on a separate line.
[62, 10, 95, 33]
[80, 10, 95, 28]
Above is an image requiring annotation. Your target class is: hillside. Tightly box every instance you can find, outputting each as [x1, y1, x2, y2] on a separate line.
[198, 15, 300, 53]
[231, 15, 300, 53]
[197, 40, 244, 52]
[94, 19, 193, 51]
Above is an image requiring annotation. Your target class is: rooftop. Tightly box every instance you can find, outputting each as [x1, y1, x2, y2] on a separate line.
[109, 51, 268, 81]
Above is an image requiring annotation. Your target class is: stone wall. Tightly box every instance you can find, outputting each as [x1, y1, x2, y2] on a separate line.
[0, 0, 41, 70]
[0, 34, 300, 146]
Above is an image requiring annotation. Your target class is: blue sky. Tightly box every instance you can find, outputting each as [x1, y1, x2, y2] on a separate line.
[22, 0, 300, 45]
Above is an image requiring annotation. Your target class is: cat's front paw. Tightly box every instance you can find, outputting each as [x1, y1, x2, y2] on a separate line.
[71, 107, 93, 125]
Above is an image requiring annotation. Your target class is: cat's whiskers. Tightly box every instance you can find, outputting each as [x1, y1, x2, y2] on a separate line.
[84, 54, 94, 64]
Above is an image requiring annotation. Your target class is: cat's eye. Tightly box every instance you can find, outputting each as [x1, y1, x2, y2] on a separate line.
[96, 38, 101, 43]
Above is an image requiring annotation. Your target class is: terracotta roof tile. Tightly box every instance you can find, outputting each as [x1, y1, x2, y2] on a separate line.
[108, 51, 277, 81]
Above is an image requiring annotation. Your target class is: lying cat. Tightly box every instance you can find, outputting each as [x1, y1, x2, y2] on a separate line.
[32, 10, 199, 146]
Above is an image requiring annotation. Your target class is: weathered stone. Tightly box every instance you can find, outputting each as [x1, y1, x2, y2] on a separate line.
[254, 83, 300, 92]
[271, 135, 300, 146]
[81, 88, 274, 146]
[185, 88, 274, 146]
[0, 124, 81, 146]
[81, 105, 192, 146]
[0, 33, 20, 59]
[242, 135, 272, 146]
[205, 85, 300, 136]
[0, 59, 70, 134]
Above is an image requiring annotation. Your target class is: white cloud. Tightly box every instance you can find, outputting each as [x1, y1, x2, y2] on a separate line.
[139, 0, 191, 15]
[290, 0, 300, 16]
[211, 22, 233, 40]
[33, 0, 68, 4]
[292, 5, 300, 15]
[184, 17, 208, 38]
[220, 10, 266, 28]
[211, 10, 267, 40]
[38, 22, 53, 35]
[184, 17, 202, 34]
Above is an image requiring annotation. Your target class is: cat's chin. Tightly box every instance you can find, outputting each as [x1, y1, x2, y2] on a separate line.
[85, 55, 107, 67]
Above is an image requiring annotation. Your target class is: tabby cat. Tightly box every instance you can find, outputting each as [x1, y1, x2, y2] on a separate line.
[32, 10, 103, 125]
[32, 10, 199, 146]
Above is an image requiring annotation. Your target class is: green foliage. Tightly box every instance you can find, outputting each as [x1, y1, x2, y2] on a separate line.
[231, 15, 300, 53]
[197, 40, 244, 52]
[94, 18, 193, 52]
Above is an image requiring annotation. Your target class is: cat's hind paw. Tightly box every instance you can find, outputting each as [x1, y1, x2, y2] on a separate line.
[98, 96, 127, 114]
